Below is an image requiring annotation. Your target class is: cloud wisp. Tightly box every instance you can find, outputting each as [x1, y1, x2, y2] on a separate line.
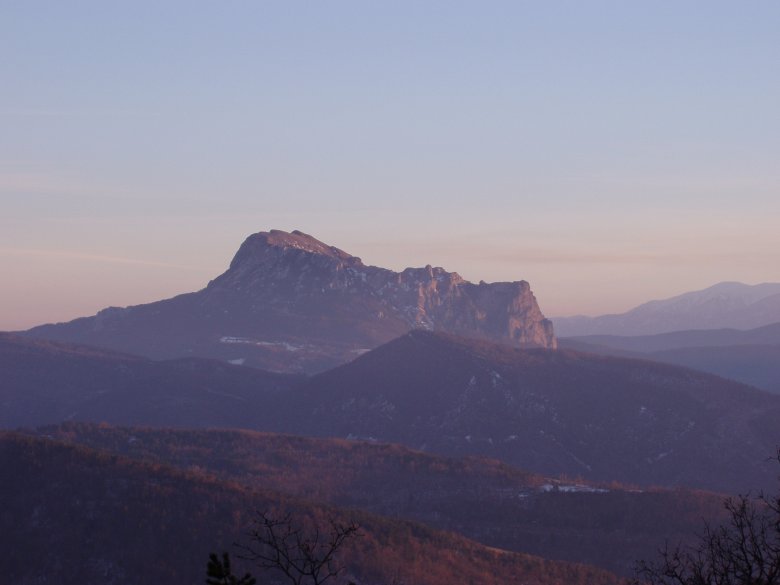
[0, 248, 201, 271]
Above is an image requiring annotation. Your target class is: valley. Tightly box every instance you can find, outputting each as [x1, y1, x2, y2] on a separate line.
[3, 231, 779, 584]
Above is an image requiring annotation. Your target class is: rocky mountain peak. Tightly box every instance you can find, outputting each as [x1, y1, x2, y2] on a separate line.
[25, 229, 557, 371]
[228, 229, 361, 270]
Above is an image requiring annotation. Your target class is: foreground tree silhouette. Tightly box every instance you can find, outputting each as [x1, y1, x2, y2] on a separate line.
[225, 511, 359, 585]
[206, 552, 256, 585]
[634, 452, 780, 585]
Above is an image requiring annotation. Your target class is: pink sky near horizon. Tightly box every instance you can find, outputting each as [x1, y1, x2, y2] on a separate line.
[2, 3, 779, 330]
[2, 215, 778, 331]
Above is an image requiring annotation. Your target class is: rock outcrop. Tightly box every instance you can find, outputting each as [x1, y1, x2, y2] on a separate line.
[23, 229, 555, 372]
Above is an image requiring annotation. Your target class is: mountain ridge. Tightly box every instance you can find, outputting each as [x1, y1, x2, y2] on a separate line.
[2, 330, 778, 493]
[559, 322, 780, 393]
[3, 431, 622, 585]
[554, 281, 780, 336]
[280, 330, 780, 493]
[0, 332, 301, 429]
[21, 229, 556, 372]
[31, 421, 731, 577]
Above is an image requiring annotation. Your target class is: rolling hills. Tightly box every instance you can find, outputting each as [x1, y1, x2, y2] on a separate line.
[0, 333, 300, 429]
[31, 422, 730, 577]
[560, 322, 780, 393]
[2, 331, 778, 494]
[282, 331, 780, 493]
[1, 431, 622, 585]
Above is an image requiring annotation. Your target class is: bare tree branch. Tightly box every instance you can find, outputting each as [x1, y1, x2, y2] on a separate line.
[235, 511, 360, 585]
[634, 449, 780, 585]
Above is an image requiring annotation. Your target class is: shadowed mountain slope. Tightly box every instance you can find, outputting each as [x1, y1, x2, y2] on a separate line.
[560, 322, 780, 393]
[647, 344, 780, 394]
[3, 331, 778, 494]
[1, 432, 621, 585]
[565, 322, 780, 353]
[21, 229, 555, 373]
[281, 331, 780, 493]
[0, 333, 300, 429]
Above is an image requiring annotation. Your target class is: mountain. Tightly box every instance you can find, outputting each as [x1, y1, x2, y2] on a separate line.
[34, 422, 729, 577]
[3, 331, 778, 493]
[559, 322, 780, 394]
[649, 345, 780, 394]
[20, 229, 556, 373]
[563, 322, 780, 353]
[2, 431, 622, 585]
[278, 331, 780, 494]
[554, 281, 780, 336]
[0, 333, 300, 429]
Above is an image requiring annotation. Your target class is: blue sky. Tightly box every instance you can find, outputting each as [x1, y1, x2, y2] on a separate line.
[2, 1, 779, 329]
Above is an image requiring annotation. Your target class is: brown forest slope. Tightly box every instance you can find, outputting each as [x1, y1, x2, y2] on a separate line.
[0, 432, 621, 585]
[34, 423, 729, 576]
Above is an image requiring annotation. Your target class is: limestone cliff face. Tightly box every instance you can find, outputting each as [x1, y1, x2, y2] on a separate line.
[24, 229, 556, 372]
[210, 230, 557, 349]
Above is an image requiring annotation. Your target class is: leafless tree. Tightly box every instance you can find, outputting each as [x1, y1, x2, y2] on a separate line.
[235, 511, 360, 585]
[634, 451, 780, 585]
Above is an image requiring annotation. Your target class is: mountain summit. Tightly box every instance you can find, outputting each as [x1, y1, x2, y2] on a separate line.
[554, 281, 780, 336]
[284, 330, 780, 493]
[23, 230, 555, 372]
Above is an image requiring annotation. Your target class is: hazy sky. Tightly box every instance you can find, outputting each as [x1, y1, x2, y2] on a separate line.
[2, 1, 779, 330]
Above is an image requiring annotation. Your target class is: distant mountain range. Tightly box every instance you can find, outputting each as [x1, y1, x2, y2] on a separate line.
[560, 321, 780, 394]
[19, 229, 556, 373]
[3, 331, 777, 494]
[554, 281, 780, 336]
[564, 321, 780, 353]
